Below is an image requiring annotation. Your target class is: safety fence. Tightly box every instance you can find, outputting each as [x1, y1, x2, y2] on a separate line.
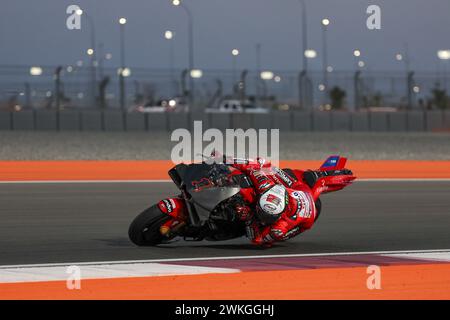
[1, 65, 450, 111]
[0, 110, 449, 132]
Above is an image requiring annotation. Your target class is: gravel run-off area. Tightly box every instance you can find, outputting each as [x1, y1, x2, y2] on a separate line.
[0, 131, 449, 160]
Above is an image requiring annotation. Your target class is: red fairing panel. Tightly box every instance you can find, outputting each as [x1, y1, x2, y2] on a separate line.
[157, 198, 186, 220]
[311, 175, 356, 200]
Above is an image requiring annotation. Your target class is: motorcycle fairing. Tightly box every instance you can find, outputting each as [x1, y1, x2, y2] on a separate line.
[311, 173, 356, 200]
[190, 187, 241, 223]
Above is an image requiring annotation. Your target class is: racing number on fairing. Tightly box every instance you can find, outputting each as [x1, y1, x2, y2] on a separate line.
[191, 178, 213, 191]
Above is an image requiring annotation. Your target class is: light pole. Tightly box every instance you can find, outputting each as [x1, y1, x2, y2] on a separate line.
[172, 0, 195, 107]
[298, 0, 309, 109]
[164, 30, 175, 93]
[396, 53, 408, 72]
[119, 17, 127, 111]
[255, 43, 262, 105]
[231, 48, 239, 86]
[321, 18, 330, 93]
[98, 42, 105, 79]
[396, 48, 413, 110]
[76, 9, 97, 106]
[298, 0, 308, 72]
[396, 43, 410, 72]
[353, 50, 362, 111]
[353, 49, 361, 69]
[437, 50, 450, 93]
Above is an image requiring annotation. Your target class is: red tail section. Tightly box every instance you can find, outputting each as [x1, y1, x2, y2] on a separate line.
[312, 155, 355, 200]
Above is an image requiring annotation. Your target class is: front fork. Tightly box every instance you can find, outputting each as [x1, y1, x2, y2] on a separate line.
[157, 197, 187, 238]
[157, 196, 217, 241]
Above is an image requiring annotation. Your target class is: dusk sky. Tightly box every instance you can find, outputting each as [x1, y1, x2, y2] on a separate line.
[0, 0, 449, 72]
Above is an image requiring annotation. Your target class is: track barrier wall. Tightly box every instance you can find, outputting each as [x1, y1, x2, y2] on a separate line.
[0, 110, 449, 132]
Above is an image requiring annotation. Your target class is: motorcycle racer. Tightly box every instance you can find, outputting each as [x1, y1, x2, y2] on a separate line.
[229, 156, 354, 246]
[129, 153, 355, 247]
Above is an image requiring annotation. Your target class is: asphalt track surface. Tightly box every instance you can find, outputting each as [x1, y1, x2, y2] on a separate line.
[0, 181, 449, 266]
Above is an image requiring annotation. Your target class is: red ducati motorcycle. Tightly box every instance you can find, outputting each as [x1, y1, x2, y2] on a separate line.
[128, 155, 355, 246]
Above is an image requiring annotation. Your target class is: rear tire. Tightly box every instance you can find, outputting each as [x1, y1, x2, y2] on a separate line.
[128, 205, 171, 246]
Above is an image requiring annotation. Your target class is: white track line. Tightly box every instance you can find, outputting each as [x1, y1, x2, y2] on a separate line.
[0, 263, 240, 283]
[0, 178, 450, 184]
[384, 251, 450, 262]
[2, 249, 450, 269]
[2, 249, 449, 284]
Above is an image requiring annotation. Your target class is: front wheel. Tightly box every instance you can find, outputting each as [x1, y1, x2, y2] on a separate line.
[314, 198, 322, 222]
[128, 205, 171, 246]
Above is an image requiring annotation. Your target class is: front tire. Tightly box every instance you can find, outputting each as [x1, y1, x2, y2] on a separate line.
[314, 198, 322, 222]
[128, 205, 171, 246]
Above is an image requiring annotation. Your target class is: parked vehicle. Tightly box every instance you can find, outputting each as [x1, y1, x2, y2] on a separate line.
[134, 97, 189, 113]
[205, 99, 269, 113]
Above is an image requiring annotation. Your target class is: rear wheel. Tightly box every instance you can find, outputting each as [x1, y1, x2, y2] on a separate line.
[128, 205, 171, 246]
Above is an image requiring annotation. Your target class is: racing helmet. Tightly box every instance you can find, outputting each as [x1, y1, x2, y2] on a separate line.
[256, 184, 286, 224]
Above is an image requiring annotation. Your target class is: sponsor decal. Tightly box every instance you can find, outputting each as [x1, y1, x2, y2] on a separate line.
[234, 158, 249, 165]
[266, 194, 281, 206]
[271, 229, 283, 237]
[263, 203, 277, 212]
[258, 182, 271, 191]
[272, 167, 293, 187]
[283, 226, 301, 240]
[290, 190, 312, 219]
[252, 170, 269, 184]
[245, 225, 255, 240]
[162, 199, 173, 213]
[291, 191, 302, 199]
[159, 198, 178, 214]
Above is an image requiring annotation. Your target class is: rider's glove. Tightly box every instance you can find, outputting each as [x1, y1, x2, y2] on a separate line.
[235, 204, 253, 222]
